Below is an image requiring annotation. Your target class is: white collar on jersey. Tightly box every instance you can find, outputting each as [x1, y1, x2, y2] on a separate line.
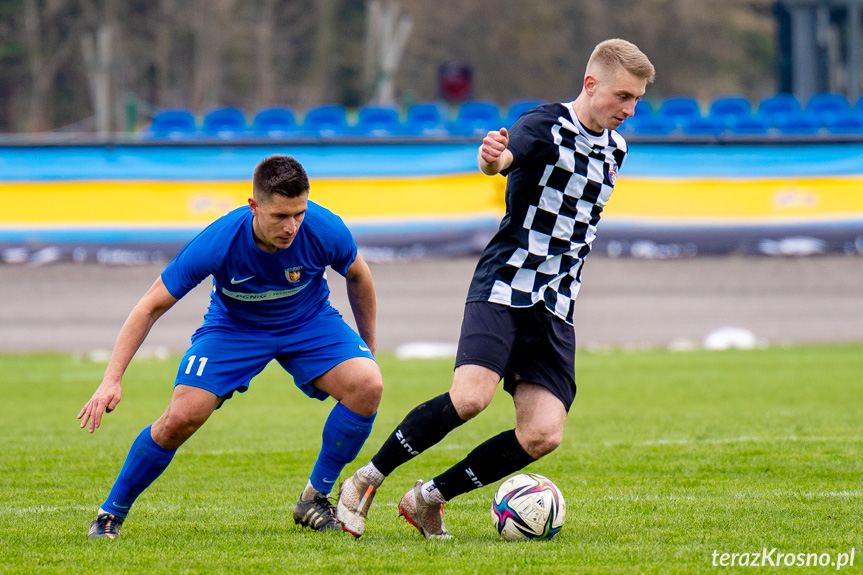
[563, 101, 610, 147]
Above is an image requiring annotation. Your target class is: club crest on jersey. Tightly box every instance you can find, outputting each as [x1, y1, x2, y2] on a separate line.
[285, 266, 302, 283]
[607, 162, 619, 185]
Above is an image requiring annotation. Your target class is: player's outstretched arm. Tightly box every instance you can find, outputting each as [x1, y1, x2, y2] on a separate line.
[478, 127, 514, 176]
[77, 276, 178, 433]
[344, 253, 377, 356]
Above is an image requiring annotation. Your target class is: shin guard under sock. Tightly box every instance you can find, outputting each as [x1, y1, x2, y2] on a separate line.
[433, 429, 535, 501]
[370, 392, 465, 476]
[101, 425, 177, 517]
[309, 402, 376, 494]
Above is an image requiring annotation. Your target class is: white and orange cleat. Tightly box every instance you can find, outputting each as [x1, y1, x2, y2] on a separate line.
[398, 480, 452, 539]
[336, 473, 379, 538]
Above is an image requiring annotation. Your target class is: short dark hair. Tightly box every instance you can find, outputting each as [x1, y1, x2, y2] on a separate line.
[252, 155, 310, 201]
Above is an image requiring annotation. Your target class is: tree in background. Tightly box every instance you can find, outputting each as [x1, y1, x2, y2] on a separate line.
[395, 0, 774, 108]
[21, 0, 89, 131]
[0, 0, 775, 133]
[0, 0, 27, 132]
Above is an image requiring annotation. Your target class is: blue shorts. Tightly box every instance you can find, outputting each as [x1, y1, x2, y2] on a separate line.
[174, 306, 375, 404]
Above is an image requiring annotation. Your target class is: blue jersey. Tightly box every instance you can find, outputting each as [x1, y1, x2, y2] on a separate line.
[161, 202, 357, 328]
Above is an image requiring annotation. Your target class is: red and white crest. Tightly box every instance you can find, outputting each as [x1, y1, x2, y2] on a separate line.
[285, 267, 302, 283]
[607, 162, 619, 185]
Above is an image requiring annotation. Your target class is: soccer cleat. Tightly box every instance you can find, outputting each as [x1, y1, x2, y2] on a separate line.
[88, 512, 124, 540]
[398, 479, 452, 539]
[336, 473, 378, 538]
[292, 490, 344, 532]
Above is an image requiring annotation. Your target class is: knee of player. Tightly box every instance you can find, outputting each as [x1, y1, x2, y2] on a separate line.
[152, 416, 202, 448]
[453, 394, 490, 420]
[518, 426, 563, 459]
[350, 368, 383, 409]
[364, 372, 384, 404]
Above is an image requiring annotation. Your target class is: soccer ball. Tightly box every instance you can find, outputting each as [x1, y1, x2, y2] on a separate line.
[491, 473, 566, 541]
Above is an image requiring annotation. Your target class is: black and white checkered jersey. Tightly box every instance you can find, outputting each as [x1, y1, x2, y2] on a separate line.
[466, 101, 628, 325]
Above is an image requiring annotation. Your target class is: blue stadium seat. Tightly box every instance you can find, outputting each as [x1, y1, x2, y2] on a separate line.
[775, 112, 821, 135]
[822, 111, 863, 134]
[756, 93, 802, 127]
[201, 106, 247, 139]
[708, 95, 751, 125]
[505, 99, 546, 127]
[250, 107, 298, 137]
[353, 105, 402, 136]
[634, 99, 655, 119]
[615, 119, 636, 136]
[680, 116, 725, 136]
[628, 115, 675, 135]
[301, 104, 349, 137]
[806, 92, 851, 126]
[447, 100, 502, 136]
[657, 96, 702, 124]
[725, 115, 770, 136]
[147, 108, 197, 139]
[615, 101, 654, 135]
[403, 102, 448, 136]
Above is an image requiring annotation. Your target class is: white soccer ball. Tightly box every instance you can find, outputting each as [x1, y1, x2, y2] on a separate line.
[491, 473, 566, 541]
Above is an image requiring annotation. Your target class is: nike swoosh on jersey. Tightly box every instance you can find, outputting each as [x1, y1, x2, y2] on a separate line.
[230, 275, 255, 284]
[359, 345, 371, 352]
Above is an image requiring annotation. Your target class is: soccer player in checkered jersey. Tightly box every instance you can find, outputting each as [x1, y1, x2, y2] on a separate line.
[337, 39, 655, 539]
[79, 155, 382, 539]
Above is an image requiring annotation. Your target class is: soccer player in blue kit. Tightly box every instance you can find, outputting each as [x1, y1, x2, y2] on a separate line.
[78, 155, 382, 539]
[337, 39, 655, 539]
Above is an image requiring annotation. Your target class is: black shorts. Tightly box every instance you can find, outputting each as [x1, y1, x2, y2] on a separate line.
[454, 301, 577, 411]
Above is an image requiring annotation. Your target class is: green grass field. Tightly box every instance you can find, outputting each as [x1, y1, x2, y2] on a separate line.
[1, 343, 861, 574]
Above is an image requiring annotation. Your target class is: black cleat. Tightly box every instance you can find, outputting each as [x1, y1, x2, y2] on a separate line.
[88, 512, 124, 540]
[293, 491, 344, 532]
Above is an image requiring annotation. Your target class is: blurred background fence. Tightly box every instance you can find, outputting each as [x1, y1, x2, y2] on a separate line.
[2, 138, 862, 264]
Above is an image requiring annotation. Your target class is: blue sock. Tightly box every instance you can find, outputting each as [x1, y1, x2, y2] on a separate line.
[101, 425, 176, 518]
[308, 403, 376, 494]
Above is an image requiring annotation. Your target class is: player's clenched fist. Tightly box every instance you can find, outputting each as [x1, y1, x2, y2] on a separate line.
[480, 127, 509, 164]
[477, 127, 513, 175]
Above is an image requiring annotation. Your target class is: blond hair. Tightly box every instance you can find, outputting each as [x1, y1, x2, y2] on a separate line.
[586, 39, 655, 83]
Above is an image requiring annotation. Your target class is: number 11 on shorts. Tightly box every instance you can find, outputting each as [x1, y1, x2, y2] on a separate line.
[185, 355, 208, 376]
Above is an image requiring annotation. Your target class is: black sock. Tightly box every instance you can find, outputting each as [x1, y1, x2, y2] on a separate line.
[371, 393, 465, 476]
[433, 429, 536, 501]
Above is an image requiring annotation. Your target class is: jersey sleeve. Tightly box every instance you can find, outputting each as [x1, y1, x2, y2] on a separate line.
[502, 107, 560, 176]
[160, 220, 228, 300]
[611, 131, 628, 171]
[323, 211, 358, 277]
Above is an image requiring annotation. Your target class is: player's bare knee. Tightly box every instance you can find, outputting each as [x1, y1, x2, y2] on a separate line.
[539, 432, 563, 456]
[525, 435, 561, 459]
[452, 394, 490, 420]
[151, 415, 202, 449]
[344, 370, 383, 416]
[450, 364, 498, 420]
[362, 372, 384, 408]
[518, 428, 563, 459]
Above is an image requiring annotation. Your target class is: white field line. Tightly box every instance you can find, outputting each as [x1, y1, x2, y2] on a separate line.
[611, 435, 862, 447]
[4, 489, 861, 516]
[599, 490, 863, 502]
